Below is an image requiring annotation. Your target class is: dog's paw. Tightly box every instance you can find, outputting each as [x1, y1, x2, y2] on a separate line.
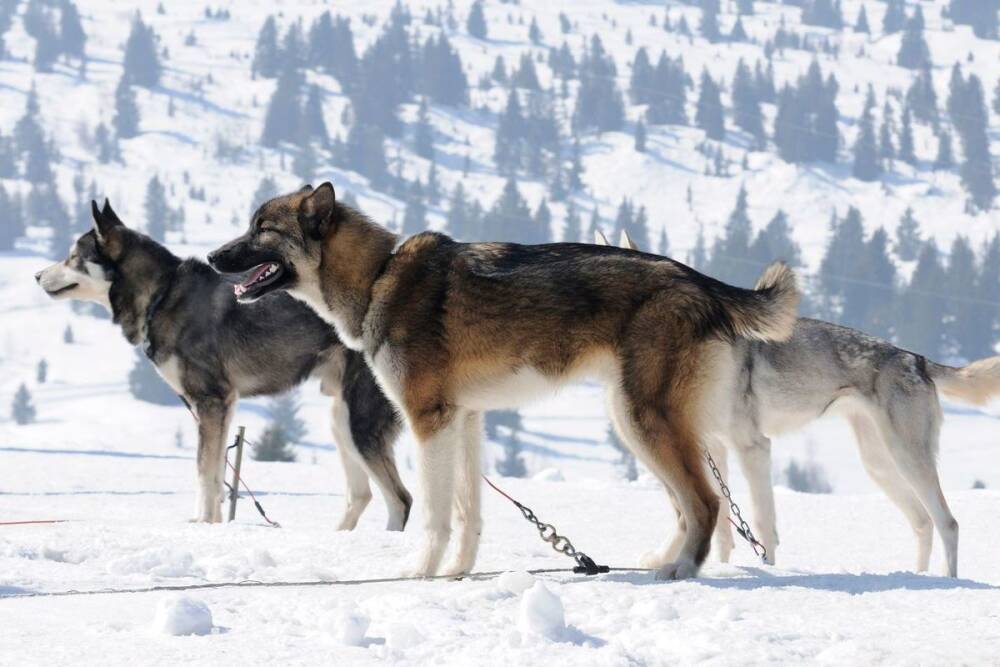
[654, 560, 699, 581]
[438, 561, 472, 579]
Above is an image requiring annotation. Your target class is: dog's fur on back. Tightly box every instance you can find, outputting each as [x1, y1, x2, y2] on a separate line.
[36, 200, 408, 528]
[210, 183, 800, 580]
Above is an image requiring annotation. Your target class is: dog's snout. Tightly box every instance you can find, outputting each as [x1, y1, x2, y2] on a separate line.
[207, 250, 218, 266]
[34, 271, 42, 283]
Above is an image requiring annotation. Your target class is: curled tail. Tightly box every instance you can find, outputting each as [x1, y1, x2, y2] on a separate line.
[709, 261, 799, 343]
[928, 357, 1000, 406]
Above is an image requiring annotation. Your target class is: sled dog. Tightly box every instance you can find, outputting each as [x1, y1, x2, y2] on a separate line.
[606, 229, 1000, 578]
[36, 200, 409, 528]
[209, 183, 799, 580]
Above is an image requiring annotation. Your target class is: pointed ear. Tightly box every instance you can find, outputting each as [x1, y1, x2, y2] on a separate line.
[593, 230, 610, 246]
[299, 182, 337, 240]
[619, 230, 639, 251]
[93, 199, 124, 245]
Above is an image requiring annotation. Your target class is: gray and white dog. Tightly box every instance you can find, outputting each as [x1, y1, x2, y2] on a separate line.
[35, 200, 410, 529]
[606, 230, 1000, 577]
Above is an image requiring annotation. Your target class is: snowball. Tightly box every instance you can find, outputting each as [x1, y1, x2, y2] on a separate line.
[497, 570, 536, 595]
[152, 595, 213, 636]
[386, 622, 424, 650]
[518, 582, 566, 640]
[532, 468, 564, 482]
[327, 606, 370, 646]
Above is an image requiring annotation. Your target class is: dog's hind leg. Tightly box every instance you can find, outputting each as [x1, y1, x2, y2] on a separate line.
[608, 379, 717, 580]
[849, 413, 933, 572]
[873, 402, 958, 577]
[441, 410, 483, 577]
[330, 396, 372, 530]
[730, 432, 779, 565]
[194, 396, 234, 523]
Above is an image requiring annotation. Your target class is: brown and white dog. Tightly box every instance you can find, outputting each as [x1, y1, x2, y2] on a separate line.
[209, 183, 799, 579]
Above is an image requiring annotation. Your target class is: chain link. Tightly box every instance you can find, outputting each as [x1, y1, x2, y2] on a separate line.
[508, 497, 608, 574]
[703, 448, 768, 564]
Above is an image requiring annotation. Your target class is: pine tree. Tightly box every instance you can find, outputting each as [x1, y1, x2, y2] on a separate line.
[750, 209, 801, 267]
[301, 84, 328, 147]
[897, 9, 931, 70]
[528, 16, 542, 44]
[946, 235, 979, 359]
[63, 324, 74, 343]
[533, 199, 552, 243]
[857, 226, 897, 338]
[819, 207, 867, 323]
[293, 141, 315, 181]
[634, 119, 647, 152]
[59, 1, 86, 60]
[898, 107, 916, 165]
[266, 389, 307, 444]
[482, 178, 534, 243]
[629, 47, 653, 104]
[707, 185, 755, 287]
[252, 14, 279, 75]
[948, 0, 999, 40]
[280, 19, 306, 73]
[854, 5, 870, 33]
[967, 234, 1000, 358]
[251, 176, 279, 214]
[732, 59, 765, 148]
[345, 122, 389, 188]
[113, 75, 140, 139]
[897, 242, 947, 358]
[401, 181, 427, 235]
[410, 98, 434, 160]
[882, 0, 906, 34]
[573, 37, 625, 133]
[12, 383, 36, 425]
[36, 358, 48, 384]
[445, 182, 471, 240]
[252, 423, 296, 462]
[906, 67, 939, 126]
[260, 67, 302, 147]
[128, 349, 178, 405]
[695, 69, 724, 141]
[494, 90, 524, 173]
[491, 55, 507, 84]
[563, 201, 581, 242]
[852, 87, 880, 181]
[122, 13, 162, 87]
[144, 175, 168, 242]
[803, 0, 843, 29]
[699, 0, 721, 43]
[954, 75, 996, 212]
[0, 186, 24, 250]
[467, 1, 487, 39]
[512, 52, 540, 90]
[879, 101, 896, 166]
[894, 207, 922, 261]
[33, 15, 60, 72]
[737, 0, 754, 15]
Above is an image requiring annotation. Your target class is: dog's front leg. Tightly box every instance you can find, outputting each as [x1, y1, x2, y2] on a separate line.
[402, 409, 461, 578]
[440, 410, 483, 577]
[193, 396, 235, 523]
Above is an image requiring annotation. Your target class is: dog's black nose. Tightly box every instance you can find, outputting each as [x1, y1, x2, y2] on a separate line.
[207, 251, 219, 266]
[34, 271, 42, 283]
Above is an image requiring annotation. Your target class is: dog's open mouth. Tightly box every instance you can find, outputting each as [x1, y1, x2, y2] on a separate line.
[46, 283, 79, 296]
[233, 262, 284, 299]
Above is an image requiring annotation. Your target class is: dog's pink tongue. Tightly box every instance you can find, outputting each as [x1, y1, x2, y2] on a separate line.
[242, 264, 270, 287]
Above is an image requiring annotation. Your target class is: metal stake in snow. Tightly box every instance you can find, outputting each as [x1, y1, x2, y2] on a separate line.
[227, 426, 246, 522]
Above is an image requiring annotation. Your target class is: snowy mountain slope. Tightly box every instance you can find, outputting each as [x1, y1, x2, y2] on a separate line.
[2, 1, 1000, 663]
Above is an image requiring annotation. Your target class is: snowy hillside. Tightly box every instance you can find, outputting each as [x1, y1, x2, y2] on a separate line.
[1, 0, 1000, 663]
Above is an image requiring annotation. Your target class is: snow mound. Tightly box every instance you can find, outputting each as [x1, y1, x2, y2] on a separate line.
[325, 605, 370, 646]
[632, 597, 680, 622]
[108, 547, 198, 578]
[386, 622, 424, 650]
[532, 468, 564, 482]
[518, 582, 566, 641]
[152, 595, 213, 636]
[497, 570, 536, 595]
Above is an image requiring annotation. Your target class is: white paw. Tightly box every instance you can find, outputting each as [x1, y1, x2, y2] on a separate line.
[654, 560, 699, 581]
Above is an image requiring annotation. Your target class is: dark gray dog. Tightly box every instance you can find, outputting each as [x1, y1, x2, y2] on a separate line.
[36, 201, 409, 528]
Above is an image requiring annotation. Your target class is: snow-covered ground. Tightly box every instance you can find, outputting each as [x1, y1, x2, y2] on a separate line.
[3, 252, 1000, 663]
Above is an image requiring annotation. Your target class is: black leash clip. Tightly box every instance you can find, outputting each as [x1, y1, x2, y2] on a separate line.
[573, 554, 610, 576]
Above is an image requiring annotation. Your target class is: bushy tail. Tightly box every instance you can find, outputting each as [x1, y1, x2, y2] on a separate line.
[928, 357, 1000, 406]
[712, 262, 800, 343]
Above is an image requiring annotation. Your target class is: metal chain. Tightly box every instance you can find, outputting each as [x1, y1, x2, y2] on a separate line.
[703, 448, 768, 564]
[482, 476, 608, 575]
